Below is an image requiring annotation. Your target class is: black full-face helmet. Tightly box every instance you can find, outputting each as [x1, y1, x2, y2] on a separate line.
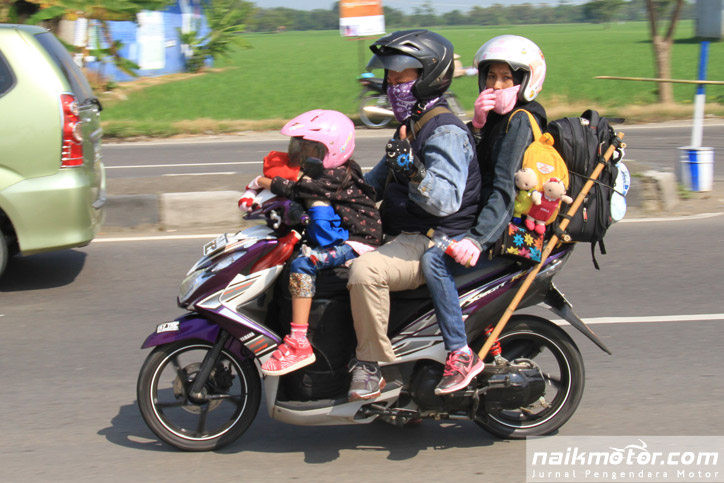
[366, 29, 455, 101]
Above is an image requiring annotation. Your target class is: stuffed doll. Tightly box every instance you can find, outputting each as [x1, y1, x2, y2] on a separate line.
[513, 167, 539, 224]
[525, 177, 573, 235]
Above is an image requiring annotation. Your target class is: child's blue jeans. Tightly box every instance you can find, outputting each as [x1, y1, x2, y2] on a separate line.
[289, 243, 358, 298]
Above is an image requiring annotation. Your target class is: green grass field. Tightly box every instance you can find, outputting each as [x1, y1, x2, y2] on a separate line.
[101, 21, 724, 137]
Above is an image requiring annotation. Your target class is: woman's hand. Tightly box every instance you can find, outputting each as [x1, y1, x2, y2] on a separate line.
[451, 238, 481, 267]
[472, 88, 496, 129]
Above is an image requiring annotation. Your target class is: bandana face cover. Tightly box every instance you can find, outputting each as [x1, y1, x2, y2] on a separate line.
[387, 80, 418, 122]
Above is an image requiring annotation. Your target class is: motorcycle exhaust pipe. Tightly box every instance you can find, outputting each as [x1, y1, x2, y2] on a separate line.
[363, 106, 394, 117]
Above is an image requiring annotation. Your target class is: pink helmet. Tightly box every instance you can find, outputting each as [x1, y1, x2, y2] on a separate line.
[280, 109, 355, 169]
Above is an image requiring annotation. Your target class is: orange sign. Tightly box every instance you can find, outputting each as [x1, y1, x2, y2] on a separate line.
[339, 0, 384, 18]
[339, 0, 385, 37]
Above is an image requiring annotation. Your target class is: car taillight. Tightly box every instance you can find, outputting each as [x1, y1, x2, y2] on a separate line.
[61, 93, 83, 167]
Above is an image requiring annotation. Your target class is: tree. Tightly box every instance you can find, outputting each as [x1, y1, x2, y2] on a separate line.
[181, 0, 254, 72]
[249, 7, 293, 32]
[584, 0, 625, 25]
[441, 9, 465, 26]
[382, 6, 405, 28]
[645, 0, 684, 103]
[409, 2, 437, 27]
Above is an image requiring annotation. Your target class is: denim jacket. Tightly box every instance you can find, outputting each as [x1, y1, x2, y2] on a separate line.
[364, 123, 474, 218]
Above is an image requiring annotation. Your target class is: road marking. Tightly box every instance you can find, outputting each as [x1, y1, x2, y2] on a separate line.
[105, 161, 260, 169]
[620, 212, 723, 223]
[93, 234, 221, 243]
[162, 172, 237, 177]
[93, 210, 723, 244]
[555, 313, 724, 325]
[106, 161, 377, 171]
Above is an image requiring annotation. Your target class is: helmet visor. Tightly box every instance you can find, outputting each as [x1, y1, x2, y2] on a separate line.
[288, 137, 327, 167]
[366, 53, 423, 73]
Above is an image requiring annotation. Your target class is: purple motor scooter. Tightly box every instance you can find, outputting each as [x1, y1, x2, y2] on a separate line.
[136, 191, 610, 451]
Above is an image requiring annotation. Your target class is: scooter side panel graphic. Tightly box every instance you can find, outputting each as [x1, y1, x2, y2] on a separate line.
[141, 314, 220, 349]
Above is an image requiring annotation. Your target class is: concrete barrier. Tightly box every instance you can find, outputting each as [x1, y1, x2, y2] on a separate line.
[160, 191, 244, 230]
[101, 170, 684, 232]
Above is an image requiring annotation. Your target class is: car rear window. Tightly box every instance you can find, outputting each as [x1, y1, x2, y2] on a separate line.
[35, 31, 95, 102]
[0, 52, 14, 97]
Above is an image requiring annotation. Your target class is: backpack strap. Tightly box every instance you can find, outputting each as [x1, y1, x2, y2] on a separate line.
[407, 106, 453, 141]
[506, 109, 543, 141]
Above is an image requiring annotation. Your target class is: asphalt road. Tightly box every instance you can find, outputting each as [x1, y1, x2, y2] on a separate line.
[1, 212, 723, 482]
[101, 122, 724, 196]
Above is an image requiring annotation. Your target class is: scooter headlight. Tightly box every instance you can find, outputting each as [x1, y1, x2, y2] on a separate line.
[179, 268, 213, 305]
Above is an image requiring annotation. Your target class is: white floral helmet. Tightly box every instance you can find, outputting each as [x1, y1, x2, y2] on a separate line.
[473, 35, 546, 102]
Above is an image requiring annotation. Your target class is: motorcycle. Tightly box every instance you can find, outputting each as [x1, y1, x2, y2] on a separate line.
[136, 190, 611, 452]
[357, 73, 468, 129]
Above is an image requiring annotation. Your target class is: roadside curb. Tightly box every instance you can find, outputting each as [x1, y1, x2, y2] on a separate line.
[101, 170, 682, 232]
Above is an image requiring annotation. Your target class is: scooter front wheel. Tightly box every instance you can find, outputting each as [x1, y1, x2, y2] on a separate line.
[137, 340, 261, 451]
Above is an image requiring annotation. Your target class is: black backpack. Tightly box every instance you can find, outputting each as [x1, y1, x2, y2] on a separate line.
[547, 110, 622, 269]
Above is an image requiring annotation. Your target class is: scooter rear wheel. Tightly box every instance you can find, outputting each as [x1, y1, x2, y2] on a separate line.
[474, 315, 585, 439]
[137, 340, 261, 451]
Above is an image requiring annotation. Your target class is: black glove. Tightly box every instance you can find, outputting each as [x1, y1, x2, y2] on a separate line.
[284, 200, 307, 226]
[384, 139, 426, 183]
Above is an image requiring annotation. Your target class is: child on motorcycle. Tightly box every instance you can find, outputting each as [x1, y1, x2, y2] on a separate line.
[241, 109, 383, 376]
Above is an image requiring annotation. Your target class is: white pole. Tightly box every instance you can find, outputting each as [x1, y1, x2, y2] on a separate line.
[691, 41, 709, 148]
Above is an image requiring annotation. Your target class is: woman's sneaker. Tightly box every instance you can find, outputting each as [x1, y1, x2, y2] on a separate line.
[348, 360, 386, 401]
[261, 335, 316, 376]
[434, 349, 485, 395]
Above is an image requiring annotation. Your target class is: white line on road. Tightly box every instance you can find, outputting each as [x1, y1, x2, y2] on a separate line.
[162, 172, 237, 177]
[620, 212, 723, 223]
[93, 234, 221, 243]
[105, 161, 260, 169]
[94, 211, 723, 243]
[106, 161, 376, 171]
[555, 314, 724, 325]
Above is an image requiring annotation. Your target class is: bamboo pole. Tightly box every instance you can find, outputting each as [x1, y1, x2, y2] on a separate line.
[595, 76, 724, 85]
[477, 132, 625, 361]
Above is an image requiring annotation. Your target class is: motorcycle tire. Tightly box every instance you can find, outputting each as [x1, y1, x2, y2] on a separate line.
[137, 340, 261, 451]
[473, 315, 585, 439]
[359, 90, 393, 129]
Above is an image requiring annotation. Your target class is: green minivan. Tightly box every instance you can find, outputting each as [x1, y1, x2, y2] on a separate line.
[0, 24, 105, 279]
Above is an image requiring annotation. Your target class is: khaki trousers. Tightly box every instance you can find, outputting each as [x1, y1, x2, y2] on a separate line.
[347, 233, 431, 362]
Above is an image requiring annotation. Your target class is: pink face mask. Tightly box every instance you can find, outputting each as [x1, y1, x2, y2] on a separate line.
[493, 84, 521, 115]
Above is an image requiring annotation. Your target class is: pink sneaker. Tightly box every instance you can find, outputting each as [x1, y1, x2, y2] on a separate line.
[261, 335, 316, 376]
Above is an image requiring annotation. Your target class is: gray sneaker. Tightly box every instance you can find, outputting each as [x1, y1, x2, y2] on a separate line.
[348, 360, 386, 401]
